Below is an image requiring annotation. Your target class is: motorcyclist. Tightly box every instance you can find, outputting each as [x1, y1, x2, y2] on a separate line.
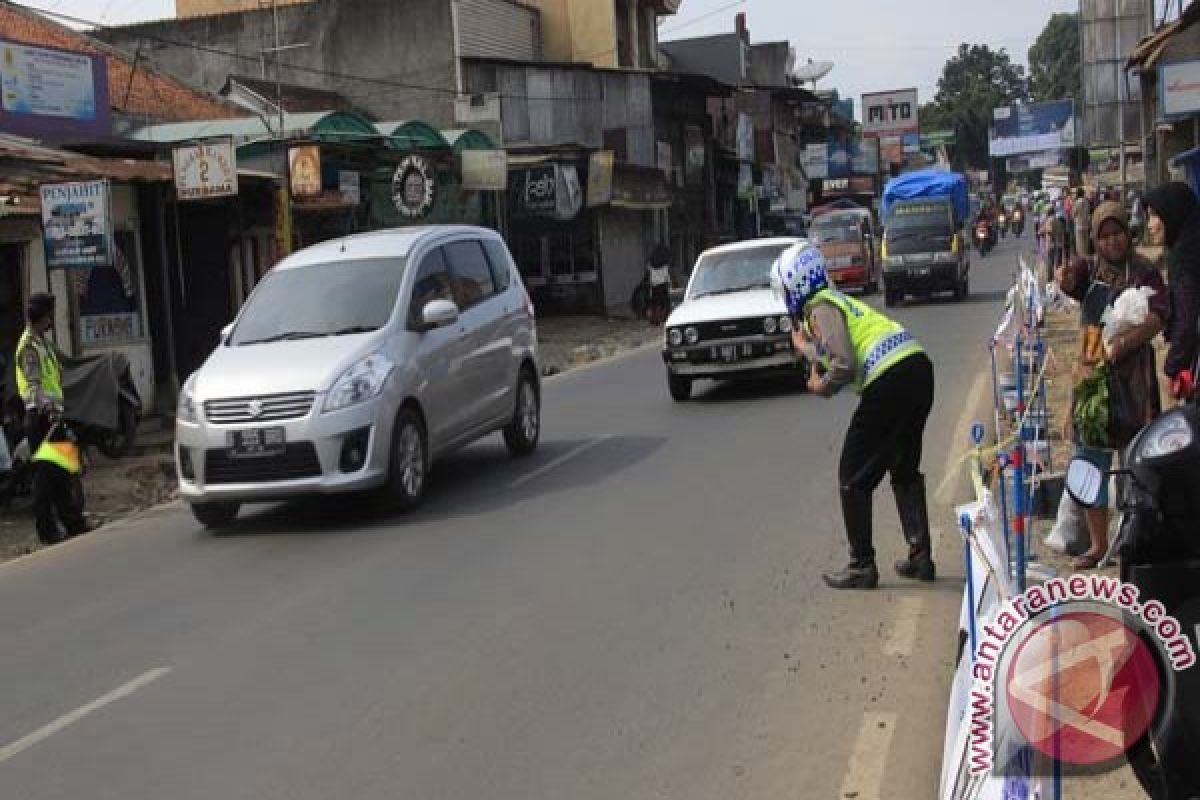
[771, 243, 936, 590]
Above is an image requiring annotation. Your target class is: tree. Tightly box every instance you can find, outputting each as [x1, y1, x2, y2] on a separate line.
[923, 44, 1029, 170]
[1028, 13, 1081, 105]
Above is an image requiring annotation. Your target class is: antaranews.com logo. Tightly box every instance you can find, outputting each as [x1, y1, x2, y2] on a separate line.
[968, 574, 1197, 775]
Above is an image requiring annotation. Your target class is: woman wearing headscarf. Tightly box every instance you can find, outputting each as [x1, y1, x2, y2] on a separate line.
[1145, 182, 1200, 400]
[1056, 201, 1167, 569]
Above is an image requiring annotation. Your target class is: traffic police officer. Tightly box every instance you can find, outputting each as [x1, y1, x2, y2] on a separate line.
[16, 292, 87, 545]
[771, 243, 936, 589]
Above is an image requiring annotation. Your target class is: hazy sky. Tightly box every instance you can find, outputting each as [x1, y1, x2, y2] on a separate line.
[19, 0, 1081, 119]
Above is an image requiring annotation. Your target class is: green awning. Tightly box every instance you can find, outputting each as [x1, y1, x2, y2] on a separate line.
[379, 120, 449, 150]
[442, 128, 496, 153]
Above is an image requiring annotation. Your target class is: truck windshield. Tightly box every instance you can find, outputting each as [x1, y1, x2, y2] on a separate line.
[886, 202, 952, 237]
[810, 218, 863, 244]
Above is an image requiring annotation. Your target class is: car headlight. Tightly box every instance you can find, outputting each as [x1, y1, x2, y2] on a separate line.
[177, 375, 200, 423]
[1137, 412, 1194, 461]
[324, 353, 395, 413]
[763, 316, 777, 334]
[684, 326, 699, 345]
[779, 316, 792, 333]
[668, 328, 683, 347]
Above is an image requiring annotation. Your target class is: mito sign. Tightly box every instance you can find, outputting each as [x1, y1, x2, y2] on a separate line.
[861, 88, 919, 137]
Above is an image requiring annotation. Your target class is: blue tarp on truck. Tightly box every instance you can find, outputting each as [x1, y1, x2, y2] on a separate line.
[881, 169, 969, 224]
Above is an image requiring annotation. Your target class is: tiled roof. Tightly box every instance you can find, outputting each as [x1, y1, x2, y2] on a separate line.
[0, 2, 243, 123]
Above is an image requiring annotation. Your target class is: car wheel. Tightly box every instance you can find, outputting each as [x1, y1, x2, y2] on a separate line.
[385, 407, 428, 511]
[191, 501, 240, 529]
[503, 368, 540, 457]
[667, 370, 692, 402]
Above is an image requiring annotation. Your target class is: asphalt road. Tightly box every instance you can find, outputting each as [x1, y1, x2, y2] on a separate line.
[0, 236, 1034, 800]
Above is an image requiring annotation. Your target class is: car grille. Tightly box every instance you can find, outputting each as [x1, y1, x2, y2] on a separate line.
[203, 443, 322, 485]
[203, 391, 316, 425]
[694, 317, 770, 342]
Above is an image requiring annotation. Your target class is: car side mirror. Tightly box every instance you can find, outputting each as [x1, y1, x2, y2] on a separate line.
[420, 298, 459, 331]
[1065, 457, 1107, 508]
[220, 323, 234, 343]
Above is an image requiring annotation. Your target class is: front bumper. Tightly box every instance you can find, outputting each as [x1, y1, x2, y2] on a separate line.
[175, 395, 392, 503]
[662, 335, 804, 378]
[884, 262, 960, 294]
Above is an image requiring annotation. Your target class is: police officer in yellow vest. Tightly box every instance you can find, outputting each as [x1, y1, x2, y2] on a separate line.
[771, 243, 936, 589]
[16, 292, 87, 545]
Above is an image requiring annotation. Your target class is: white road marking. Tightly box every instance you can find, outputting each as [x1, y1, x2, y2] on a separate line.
[0, 667, 171, 765]
[934, 367, 991, 505]
[884, 597, 924, 658]
[509, 435, 613, 489]
[839, 711, 898, 800]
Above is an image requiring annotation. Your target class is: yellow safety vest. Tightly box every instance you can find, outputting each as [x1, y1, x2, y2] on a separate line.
[808, 288, 924, 393]
[33, 438, 81, 474]
[15, 327, 63, 406]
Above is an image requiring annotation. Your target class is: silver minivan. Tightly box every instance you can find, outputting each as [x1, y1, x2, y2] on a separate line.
[175, 225, 541, 528]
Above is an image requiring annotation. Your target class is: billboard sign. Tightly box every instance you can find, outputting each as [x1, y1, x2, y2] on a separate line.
[861, 88, 919, 137]
[0, 39, 111, 141]
[989, 100, 1076, 157]
[825, 139, 879, 178]
[40, 179, 114, 269]
[1160, 59, 1200, 119]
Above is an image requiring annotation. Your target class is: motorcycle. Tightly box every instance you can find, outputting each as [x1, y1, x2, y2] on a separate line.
[975, 220, 994, 256]
[1012, 208, 1025, 237]
[1066, 330, 1200, 799]
[997, 212, 1009, 238]
[61, 351, 142, 459]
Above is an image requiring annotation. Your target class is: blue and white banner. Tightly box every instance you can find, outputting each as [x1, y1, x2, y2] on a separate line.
[989, 100, 1076, 158]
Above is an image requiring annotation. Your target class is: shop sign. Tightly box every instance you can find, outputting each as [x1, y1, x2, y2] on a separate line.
[989, 100, 1075, 157]
[392, 154, 437, 218]
[823, 176, 874, 197]
[461, 150, 507, 191]
[610, 167, 672, 210]
[1160, 59, 1200, 119]
[338, 170, 360, 205]
[515, 164, 558, 215]
[77, 231, 142, 347]
[172, 138, 237, 201]
[40, 179, 113, 269]
[586, 151, 614, 208]
[288, 145, 322, 198]
[761, 165, 785, 212]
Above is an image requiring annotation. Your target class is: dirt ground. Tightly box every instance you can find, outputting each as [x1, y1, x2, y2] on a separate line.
[0, 315, 662, 563]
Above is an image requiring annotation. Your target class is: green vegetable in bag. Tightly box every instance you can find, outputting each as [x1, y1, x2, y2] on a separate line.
[1073, 362, 1111, 448]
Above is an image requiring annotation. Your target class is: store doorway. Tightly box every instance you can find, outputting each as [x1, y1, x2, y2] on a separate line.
[0, 243, 25, 366]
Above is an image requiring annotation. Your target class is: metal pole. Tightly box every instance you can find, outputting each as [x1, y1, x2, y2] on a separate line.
[273, 0, 284, 138]
[962, 513, 979, 661]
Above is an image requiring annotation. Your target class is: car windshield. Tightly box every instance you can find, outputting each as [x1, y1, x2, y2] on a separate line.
[687, 244, 790, 300]
[886, 202, 952, 239]
[810, 220, 862, 244]
[230, 257, 408, 346]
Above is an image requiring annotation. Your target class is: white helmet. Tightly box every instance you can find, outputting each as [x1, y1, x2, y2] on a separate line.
[770, 241, 829, 317]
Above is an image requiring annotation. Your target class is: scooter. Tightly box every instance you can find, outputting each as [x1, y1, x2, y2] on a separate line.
[997, 212, 1009, 239]
[1012, 208, 1025, 237]
[1066, 331, 1200, 799]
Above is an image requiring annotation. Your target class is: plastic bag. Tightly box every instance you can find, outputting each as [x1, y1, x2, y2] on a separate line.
[1102, 286, 1153, 346]
[1045, 491, 1090, 556]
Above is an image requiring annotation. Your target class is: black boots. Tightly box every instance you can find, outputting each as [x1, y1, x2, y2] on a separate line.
[823, 487, 880, 590]
[892, 477, 936, 581]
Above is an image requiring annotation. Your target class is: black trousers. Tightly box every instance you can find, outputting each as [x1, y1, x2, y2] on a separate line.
[26, 412, 87, 545]
[839, 353, 935, 492]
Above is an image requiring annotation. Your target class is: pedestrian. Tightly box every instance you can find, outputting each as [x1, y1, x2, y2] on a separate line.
[1055, 202, 1166, 569]
[1144, 182, 1200, 401]
[1073, 187, 1092, 258]
[15, 292, 88, 545]
[645, 243, 673, 327]
[771, 242, 936, 590]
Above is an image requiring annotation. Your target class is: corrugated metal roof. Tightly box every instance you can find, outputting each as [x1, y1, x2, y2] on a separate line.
[128, 112, 340, 143]
[1128, 2, 1200, 70]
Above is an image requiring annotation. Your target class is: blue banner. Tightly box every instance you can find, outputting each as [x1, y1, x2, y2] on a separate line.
[989, 100, 1076, 158]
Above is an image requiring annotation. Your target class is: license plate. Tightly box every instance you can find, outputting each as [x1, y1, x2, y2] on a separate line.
[911, 267, 931, 277]
[229, 427, 286, 458]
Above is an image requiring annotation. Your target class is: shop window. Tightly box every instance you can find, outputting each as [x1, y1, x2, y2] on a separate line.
[73, 230, 145, 348]
[443, 240, 496, 310]
[408, 248, 455, 328]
